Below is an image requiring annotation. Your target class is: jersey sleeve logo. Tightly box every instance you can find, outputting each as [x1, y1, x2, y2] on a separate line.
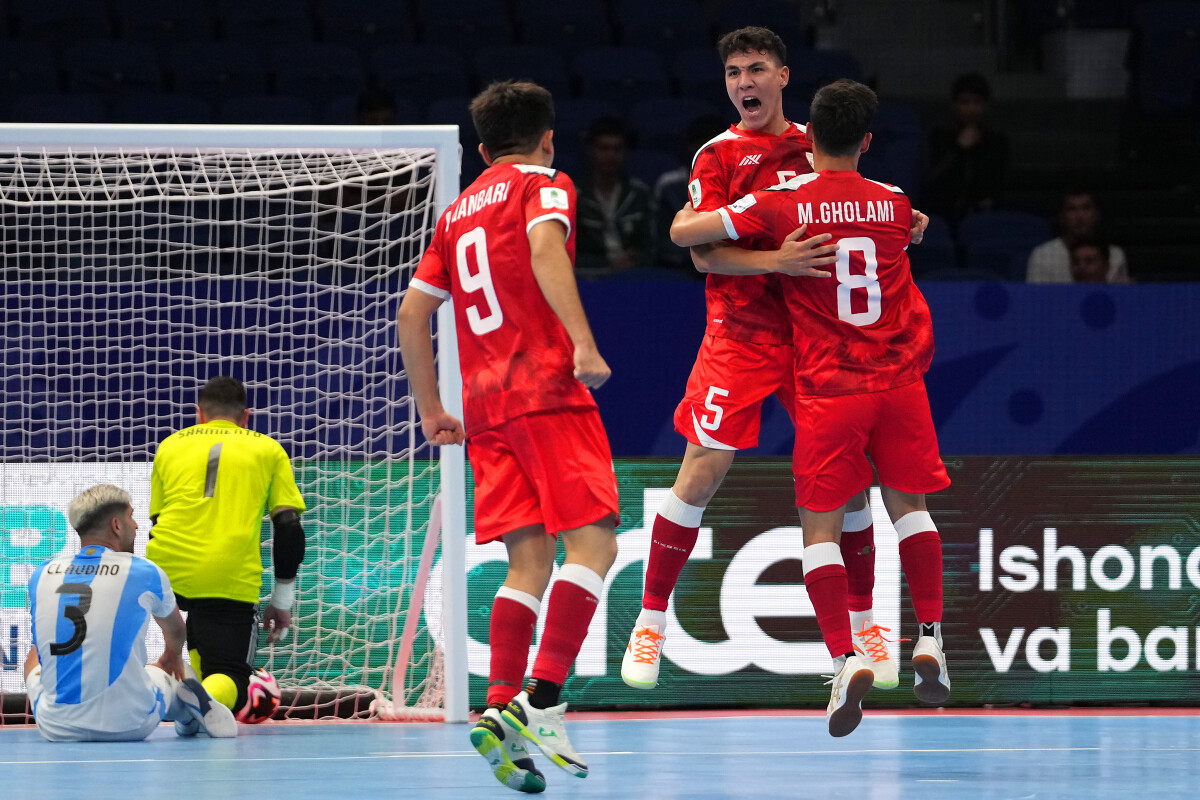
[540, 186, 569, 210]
[728, 193, 757, 213]
[688, 179, 702, 208]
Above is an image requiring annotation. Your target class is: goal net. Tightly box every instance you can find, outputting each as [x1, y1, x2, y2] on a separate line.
[0, 124, 467, 724]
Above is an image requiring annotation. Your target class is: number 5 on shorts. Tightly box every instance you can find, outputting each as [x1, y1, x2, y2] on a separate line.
[701, 386, 729, 431]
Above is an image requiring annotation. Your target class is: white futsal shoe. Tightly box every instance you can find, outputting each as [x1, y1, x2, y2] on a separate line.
[501, 692, 588, 779]
[912, 623, 951, 705]
[852, 622, 900, 690]
[176, 677, 238, 738]
[825, 655, 874, 738]
[621, 622, 666, 689]
[470, 707, 546, 793]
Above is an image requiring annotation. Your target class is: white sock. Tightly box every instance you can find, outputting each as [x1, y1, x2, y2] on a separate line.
[636, 608, 667, 631]
[850, 609, 874, 633]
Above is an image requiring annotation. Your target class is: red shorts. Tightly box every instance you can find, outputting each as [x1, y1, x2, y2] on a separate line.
[793, 380, 950, 512]
[468, 407, 620, 544]
[673, 335, 795, 451]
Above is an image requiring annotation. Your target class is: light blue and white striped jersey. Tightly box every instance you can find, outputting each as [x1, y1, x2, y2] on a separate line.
[29, 544, 176, 734]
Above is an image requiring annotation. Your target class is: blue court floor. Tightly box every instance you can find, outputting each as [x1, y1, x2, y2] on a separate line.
[2, 711, 1198, 799]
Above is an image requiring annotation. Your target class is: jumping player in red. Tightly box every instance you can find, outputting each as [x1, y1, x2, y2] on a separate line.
[622, 27, 918, 693]
[672, 78, 952, 737]
[397, 81, 619, 793]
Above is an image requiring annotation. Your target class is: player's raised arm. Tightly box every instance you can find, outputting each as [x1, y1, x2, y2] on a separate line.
[527, 219, 611, 389]
[396, 288, 466, 445]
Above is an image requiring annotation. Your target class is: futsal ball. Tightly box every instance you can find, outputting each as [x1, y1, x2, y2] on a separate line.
[236, 668, 281, 724]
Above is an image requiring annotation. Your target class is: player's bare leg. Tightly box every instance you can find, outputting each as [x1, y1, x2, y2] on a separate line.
[503, 517, 617, 779]
[474, 526, 553, 793]
[880, 487, 949, 704]
[622, 444, 734, 688]
[801, 505, 874, 736]
[842, 491, 898, 689]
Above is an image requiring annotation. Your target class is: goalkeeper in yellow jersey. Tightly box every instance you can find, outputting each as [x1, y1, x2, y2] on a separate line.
[146, 376, 307, 720]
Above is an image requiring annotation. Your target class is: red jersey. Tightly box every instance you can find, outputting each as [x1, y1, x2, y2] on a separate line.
[719, 170, 934, 396]
[689, 122, 814, 345]
[412, 163, 596, 435]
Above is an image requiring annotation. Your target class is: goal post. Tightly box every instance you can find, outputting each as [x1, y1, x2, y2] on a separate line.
[0, 123, 468, 724]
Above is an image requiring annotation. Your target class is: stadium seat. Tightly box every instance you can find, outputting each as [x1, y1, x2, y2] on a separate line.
[9, 0, 112, 42]
[272, 43, 366, 103]
[623, 148, 681, 188]
[217, 0, 315, 42]
[552, 98, 622, 152]
[858, 103, 923, 200]
[424, 0, 511, 49]
[322, 95, 419, 125]
[959, 211, 1052, 279]
[219, 95, 316, 125]
[715, 0, 808, 49]
[907, 214, 958, 275]
[116, 0, 216, 43]
[169, 42, 268, 103]
[789, 48, 864, 103]
[472, 46, 571, 100]
[318, 0, 414, 45]
[629, 97, 724, 150]
[615, 0, 710, 50]
[574, 47, 670, 104]
[672, 47, 729, 108]
[371, 46, 469, 108]
[0, 42, 60, 94]
[1131, 2, 1200, 114]
[916, 266, 1005, 282]
[516, 0, 612, 50]
[5, 92, 107, 123]
[62, 41, 162, 95]
[111, 92, 213, 124]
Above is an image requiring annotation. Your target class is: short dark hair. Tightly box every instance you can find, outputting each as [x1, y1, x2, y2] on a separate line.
[585, 116, 630, 146]
[1068, 237, 1109, 258]
[717, 26, 787, 66]
[951, 72, 991, 101]
[809, 79, 879, 157]
[198, 376, 247, 418]
[469, 81, 555, 159]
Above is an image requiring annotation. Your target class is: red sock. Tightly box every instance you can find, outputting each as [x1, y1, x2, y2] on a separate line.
[531, 564, 604, 686]
[487, 587, 539, 708]
[803, 542, 853, 658]
[896, 511, 943, 624]
[841, 506, 875, 613]
[642, 492, 704, 612]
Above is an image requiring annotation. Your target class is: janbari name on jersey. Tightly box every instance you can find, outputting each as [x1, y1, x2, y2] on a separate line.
[721, 170, 934, 396]
[411, 162, 596, 436]
[689, 122, 814, 345]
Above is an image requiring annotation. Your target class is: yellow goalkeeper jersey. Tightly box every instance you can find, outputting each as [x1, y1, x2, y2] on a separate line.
[147, 420, 306, 604]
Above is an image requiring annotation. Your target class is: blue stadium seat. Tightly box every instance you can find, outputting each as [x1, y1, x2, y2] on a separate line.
[574, 47, 670, 103]
[424, 0, 511, 49]
[615, 0, 710, 50]
[0, 42, 60, 94]
[5, 92, 107, 123]
[789, 48, 864, 103]
[858, 102, 923, 201]
[170, 43, 268, 103]
[472, 46, 571, 99]
[907, 213, 957, 275]
[673, 47, 729, 108]
[272, 43, 366, 102]
[318, 0, 414, 45]
[959, 211, 1052, 280]
[217, 0, 315, 42]
[218, 95, 316, 125]
[322, 94, 420, 125]
[10, 0, 112, 42]
[62, 41, 162, 94]
[372, 46, 469, 107]
[629, 97, 724, 150]
[111, 92, 213, 124]
[552, 98, 622, 152]
[917, 266, 1005, 282]
[116, 0, 215, 42]
[1131, 2, 1200, 114]
[715, 0, 808, 49]
[517, 0, 611, 50]
[623, 148, 681, 188]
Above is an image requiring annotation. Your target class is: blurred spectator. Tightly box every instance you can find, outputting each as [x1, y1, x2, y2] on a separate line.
[1027, 189, 1130, 283]
[575, 116, 656, 275]
[653, 113, 728, 277]
[357, 88, 400, 125]
[923, 73, 1009, 225]
[1067, 238, 1111, 283]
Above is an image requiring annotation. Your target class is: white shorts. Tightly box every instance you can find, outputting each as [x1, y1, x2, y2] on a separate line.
[26, 665, 176, 743]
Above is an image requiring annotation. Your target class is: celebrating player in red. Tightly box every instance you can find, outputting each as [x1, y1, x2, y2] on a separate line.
[622, 26, 907, 694]
[671, 78, 952, 737]
[397, 81, 619, 792]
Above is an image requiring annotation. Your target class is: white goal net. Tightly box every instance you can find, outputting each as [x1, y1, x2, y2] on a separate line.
[0, 124, 467, 724]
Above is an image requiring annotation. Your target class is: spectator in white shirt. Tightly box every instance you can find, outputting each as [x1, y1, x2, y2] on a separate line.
[1027, 189, 1130, 283]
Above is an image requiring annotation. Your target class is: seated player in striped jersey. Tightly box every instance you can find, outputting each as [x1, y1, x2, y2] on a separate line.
[670, 79, 952, 737]
[23, 484, 236, 742]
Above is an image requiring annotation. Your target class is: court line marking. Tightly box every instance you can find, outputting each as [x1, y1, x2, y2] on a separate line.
[6, 745, 1200, 766]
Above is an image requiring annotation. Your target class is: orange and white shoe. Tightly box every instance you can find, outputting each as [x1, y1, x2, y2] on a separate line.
[620, 623, 665, 689]
[852, 622, 901, 690]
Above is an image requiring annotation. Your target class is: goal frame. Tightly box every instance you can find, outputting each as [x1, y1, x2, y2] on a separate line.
[0, 123, 470, 724]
